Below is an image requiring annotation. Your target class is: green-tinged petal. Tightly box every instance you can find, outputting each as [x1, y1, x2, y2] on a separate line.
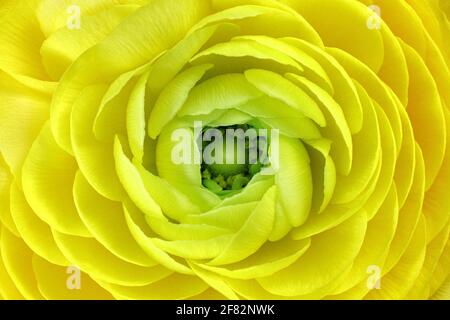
[73, 172, 156, 267]
[275, 136, 313, 227]
[152, 235, 233, 261]
[123, 203, 194, 275]
[116, 135, 213, 221]
[244, 69, 325, 126]
[185, 202, 257, 231]
[234, 35, 332, 93]
[155, 121, 202, 188]
[127, 71, 150, 160]
[198, 236, 310, 279]
[146, 215, 232, 242]
[269, 201, 292, 241]
[191, 38, 304, 74]
[178, 73, 263, 116]
[189, 262, 240, 300]
[208, 109, 253, 127]
[287, 73, 352, 175]
[71, 84, 125, 201]
[146, 23, 240, 97]
[148, 64, 213, 139]
[207, 186, 277, 265]
[94, 64, 149, 141]
[235, 96, 321, 140]
[305, 139, 336, 213]
[135, 161, 208, 218]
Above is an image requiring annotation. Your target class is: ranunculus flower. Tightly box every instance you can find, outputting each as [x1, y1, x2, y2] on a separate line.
[0, 0, 449, 300]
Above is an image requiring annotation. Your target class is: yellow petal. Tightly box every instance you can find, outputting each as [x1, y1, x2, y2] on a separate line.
[257, 210, 367, 296]
[1, 227, 43, 299]
[208, 186, 277, 265]
[32, 254, 113, 300]
[53, 230, 171, 287]
[22, 124, 90, 237]
[41, 4, 139, 79]
[51, 0, 211, 153]
[282, 0, 384, 72]
[0, 0, 48, 80]
[73, 172, 156, 267]
[0, 71, 50, 180]
[10, 182, 68, 266]
[71, 84, 125, 201]
[98, 274, 208, 300]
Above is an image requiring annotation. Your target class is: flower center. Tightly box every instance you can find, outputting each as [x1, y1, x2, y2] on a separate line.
[199, 124, 270, 195]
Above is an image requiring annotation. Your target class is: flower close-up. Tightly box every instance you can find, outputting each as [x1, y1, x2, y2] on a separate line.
[0, 0, 449, 300]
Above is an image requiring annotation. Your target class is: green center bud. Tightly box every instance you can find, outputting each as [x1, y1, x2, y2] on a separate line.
[199, 124, 270, 196]
[208, 139, 247, 178]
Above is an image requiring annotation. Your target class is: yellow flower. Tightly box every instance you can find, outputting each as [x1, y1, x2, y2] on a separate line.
[0, 0, 449, 300]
